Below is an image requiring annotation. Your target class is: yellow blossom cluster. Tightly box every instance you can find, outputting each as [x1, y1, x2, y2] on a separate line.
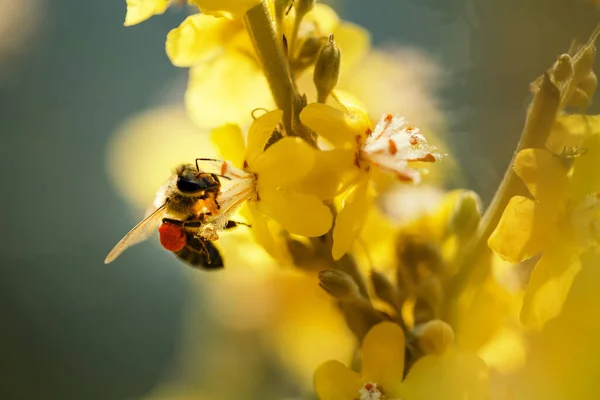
[115, 1, 600, 399]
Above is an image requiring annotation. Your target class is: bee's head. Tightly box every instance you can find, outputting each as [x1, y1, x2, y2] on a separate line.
[175, 164, 220, 195]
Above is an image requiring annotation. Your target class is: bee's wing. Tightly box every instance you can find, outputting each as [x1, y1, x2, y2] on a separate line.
[104, 203, 168, 264]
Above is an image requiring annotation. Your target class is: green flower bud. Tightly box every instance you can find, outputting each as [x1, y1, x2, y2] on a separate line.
[371, 270, 403, 314]
[412, 320, 455, 355]
[313, 35, 341, 103]
[319, 269, 361, 302]
[449, 191, 482, 238]
[552, 54, 574, 83]
[417, 276, 444, 317]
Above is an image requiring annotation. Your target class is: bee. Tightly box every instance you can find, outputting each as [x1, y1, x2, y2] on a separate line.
[104, 159, 251, 269]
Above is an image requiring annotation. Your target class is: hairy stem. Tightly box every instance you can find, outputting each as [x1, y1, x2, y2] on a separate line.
[446, 74, 560, 315]
[244, 1, 311, 141]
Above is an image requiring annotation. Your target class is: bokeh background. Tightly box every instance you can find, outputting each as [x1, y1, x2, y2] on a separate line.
[1, 0, 598, 399]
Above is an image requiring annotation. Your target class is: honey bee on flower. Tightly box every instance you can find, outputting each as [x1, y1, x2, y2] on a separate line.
[104, 160, 253, 269]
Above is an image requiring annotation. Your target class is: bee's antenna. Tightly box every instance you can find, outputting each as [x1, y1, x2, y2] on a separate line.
[195, 158, 224, 171]
[213, 174, 232, 181]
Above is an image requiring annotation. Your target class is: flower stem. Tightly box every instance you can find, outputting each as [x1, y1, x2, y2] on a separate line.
[446, 74, 560, 312]
[244, 1, 312, 143]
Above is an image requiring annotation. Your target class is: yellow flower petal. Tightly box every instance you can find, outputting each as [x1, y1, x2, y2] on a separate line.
[521, 248, 582, 330]
[513, 148, 569, 206]
[186, 52, 273, 128]
[314, 360, 363, 400]
[300, 103, 366, 149]
[166, 14, 245, 67]
[518, 248, 600, 399]
[399, 349, 489, 400]
[570, 133, 600, 201]
[303, 4, 340, 35]
[124, 0, 169, 26]
[188, 0, 262, 19]
[332, 176, 370, 260]
[243, 202, 288, 260]
[245, 109, 284, 163]
[488, 196, 554, 264]
[294, 148, 359, 200]
[361, 322, 405, 394]
[257, 186, 333, 237]
[250, 137, 316, 186]
[333, 22, 370, 74]
[546, 114, 600, 155]
[211, 124, 245, 168]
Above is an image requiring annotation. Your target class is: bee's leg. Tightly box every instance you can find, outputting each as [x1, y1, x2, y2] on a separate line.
[176, 234, 224, 270]
[162, 217, 203, 230]
[224, 220, 251, 229]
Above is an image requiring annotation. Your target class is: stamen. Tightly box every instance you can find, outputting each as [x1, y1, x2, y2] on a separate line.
[359, 382, 383, 400]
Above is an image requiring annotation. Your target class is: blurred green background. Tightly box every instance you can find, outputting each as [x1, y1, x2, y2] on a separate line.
[1, 0, 597, 398]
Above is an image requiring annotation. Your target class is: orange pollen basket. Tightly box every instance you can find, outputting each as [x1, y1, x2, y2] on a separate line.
[158, 222, 187, 252]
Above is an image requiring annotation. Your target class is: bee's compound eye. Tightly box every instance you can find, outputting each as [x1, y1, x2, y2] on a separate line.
[177, 175, 206, 193]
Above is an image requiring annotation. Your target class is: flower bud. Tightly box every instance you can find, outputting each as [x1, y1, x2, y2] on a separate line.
[371, 270, 403, 313]
[313, 35, 341, 103]
[412, 320, 455, 355]
[573, 44, 596, 83]
[319, 269, 361, 302]
[293, 36, 327, 70]
[579, 72, 598, 98]
[416, 276, 444, 317]
[397, 235, 444, 277]
[449, 190, 482, 238]
[552, 54, 574, 83]
[566, 87, 593, 110]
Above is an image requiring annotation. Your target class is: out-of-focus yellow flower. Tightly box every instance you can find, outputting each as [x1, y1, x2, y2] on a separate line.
[188, 0, 261, 20]
[211, 110, 333, 258]
[300, 103, 440, 260]
[124, 0, 169, 26]
[489, 133, 600, 329]
[166, 3, 369, 128]
[107, 106, 216, 210]
[515, 248, 600, 399]
[314, 322, 489, 400]
[124, 0, 261, 26]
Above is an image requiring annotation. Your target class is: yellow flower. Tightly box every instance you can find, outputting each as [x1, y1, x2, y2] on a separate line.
[211, 110, 333, 258]
[165, 3, 370, 128]
[515, 248, 600, 399]
[314, 322, 488, 400]
[124, 0, 261, 26]
[300, 103, 440, 260]
[489, 132, 600, 329]
[124, 0, 170, 26]
[188, 0, 261, 20]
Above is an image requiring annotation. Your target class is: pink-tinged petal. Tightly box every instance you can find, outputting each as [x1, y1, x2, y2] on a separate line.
[332, 176, 371, 260]
[363, 116, 440, 172]
[314, 360, 363, 400]
[361, 322, 405, 395]
[245, 109, 284, 164]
